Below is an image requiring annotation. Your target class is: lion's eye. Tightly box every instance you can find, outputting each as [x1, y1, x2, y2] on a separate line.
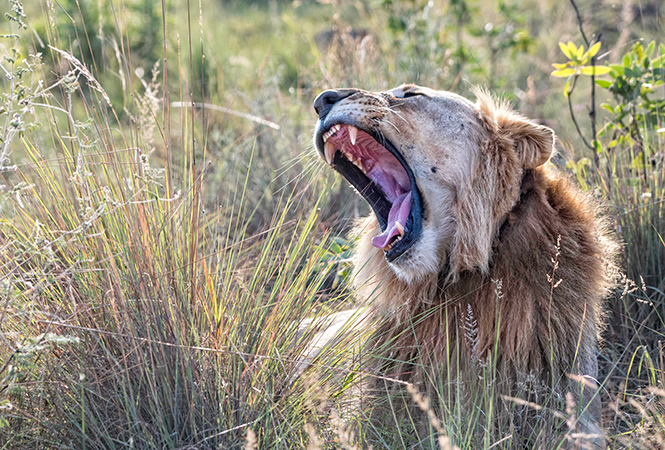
[402, 91, 422, 98]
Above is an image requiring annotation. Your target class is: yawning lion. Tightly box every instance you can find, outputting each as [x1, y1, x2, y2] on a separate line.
[312, 85, 615, 449]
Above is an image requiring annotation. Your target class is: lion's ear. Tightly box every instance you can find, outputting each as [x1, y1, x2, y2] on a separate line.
[499, 117, 554, 169]
[475, 88, 555, 169]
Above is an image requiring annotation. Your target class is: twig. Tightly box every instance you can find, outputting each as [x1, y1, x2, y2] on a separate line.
[588, 33, 601, 169]
[567, 0, 601, 174]
[171, 101, 281, 130]
[487, 434, 513, 449]
[568, 0, 589, 46]
[566, 77, 593, 151]
[198, 419, 259, 443]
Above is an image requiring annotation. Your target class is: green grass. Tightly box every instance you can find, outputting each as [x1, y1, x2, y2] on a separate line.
[0, 0, 664, 448]
[0, 118, 340, 447]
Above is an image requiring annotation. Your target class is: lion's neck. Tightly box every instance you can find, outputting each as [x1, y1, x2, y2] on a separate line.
[354, 167, 610, 376]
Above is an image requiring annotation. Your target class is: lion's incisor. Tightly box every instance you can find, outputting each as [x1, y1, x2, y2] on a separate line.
[313, 85, 616, 448]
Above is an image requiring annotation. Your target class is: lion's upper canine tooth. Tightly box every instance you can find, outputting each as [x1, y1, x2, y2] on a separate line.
[348, 125, 358, 145]
[396, 222, 405, 237]
[324, 141, 335, 165]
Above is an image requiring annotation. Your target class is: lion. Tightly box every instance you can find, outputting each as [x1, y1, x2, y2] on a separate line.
[311, 85, 616, 448]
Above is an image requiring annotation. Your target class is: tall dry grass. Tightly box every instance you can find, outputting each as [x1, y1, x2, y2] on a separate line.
[0, 0, 663, 448]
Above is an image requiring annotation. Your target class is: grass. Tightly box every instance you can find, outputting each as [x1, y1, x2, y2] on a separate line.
[1, 122, 339, 447]
[0, 0, 664, 448]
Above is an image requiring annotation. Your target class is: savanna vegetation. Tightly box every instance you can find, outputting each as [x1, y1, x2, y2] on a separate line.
[0, 0, 663, 448]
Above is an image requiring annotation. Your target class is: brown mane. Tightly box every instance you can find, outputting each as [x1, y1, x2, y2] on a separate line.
[354, 166, 613, 374]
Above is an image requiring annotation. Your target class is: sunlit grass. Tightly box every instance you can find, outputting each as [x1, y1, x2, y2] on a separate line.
[0, 0, 664, 448]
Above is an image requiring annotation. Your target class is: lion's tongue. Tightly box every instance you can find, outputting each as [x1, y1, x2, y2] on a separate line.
[372, 191, 411, 250]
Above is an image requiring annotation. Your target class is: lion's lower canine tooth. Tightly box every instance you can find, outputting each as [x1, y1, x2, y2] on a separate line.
[349, 125, 358, 145]
[324, 141, 335, 165]
[396, 222, 405, 236]
[353, 158, 365, 172]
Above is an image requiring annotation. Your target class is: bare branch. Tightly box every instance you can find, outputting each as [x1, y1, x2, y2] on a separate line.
[568, 0, 589, 46]
[171, 101, 281, 130]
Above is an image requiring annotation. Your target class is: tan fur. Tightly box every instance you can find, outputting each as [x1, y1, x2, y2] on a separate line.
[315, 85, 616, 448]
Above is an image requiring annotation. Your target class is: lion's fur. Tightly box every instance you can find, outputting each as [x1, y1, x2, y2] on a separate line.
[354, 168, 612, 378]
[313, 85, 617, 447]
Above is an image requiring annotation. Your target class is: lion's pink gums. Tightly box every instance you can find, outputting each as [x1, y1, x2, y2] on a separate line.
[328, 126, 411, 248]
[327, 126, 412, 249]
[328, 127, 410, 201]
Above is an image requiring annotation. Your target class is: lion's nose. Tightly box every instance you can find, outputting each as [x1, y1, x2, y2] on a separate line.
[313, 89, 357, 119]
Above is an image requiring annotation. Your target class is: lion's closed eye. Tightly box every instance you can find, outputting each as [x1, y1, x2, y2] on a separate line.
[391, 85, 427, 99]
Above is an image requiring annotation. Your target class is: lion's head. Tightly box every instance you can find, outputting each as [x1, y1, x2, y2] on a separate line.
[313, 85, 555, 283]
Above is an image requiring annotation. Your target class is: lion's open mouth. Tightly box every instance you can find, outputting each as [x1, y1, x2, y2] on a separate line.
[316, 123, 422, 261]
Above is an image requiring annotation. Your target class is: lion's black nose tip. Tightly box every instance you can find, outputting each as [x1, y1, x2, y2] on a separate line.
[313, 89, 357, 119]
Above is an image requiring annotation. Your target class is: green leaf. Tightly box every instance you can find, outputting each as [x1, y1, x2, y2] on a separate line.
[587, 41, 601, 58]
[634, 42, 644, 61]
[597, 124, 611, 137]
[568, 41, 578, 58]
[600, 103, 614, 113]
[623, 54, 631, 67]
[652, 68, 665, 78]
[559, 42, 573, 59]
[624, 67, 642, 78]
[593, 140, 602, 153]
[552, 68, 577, 77]
[580, 66, 612, 76]
[595, 79, 612, 89]
[576, 45, 585, 59]
[610, 65, 625, 75]
[563, 77, 572, 97]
